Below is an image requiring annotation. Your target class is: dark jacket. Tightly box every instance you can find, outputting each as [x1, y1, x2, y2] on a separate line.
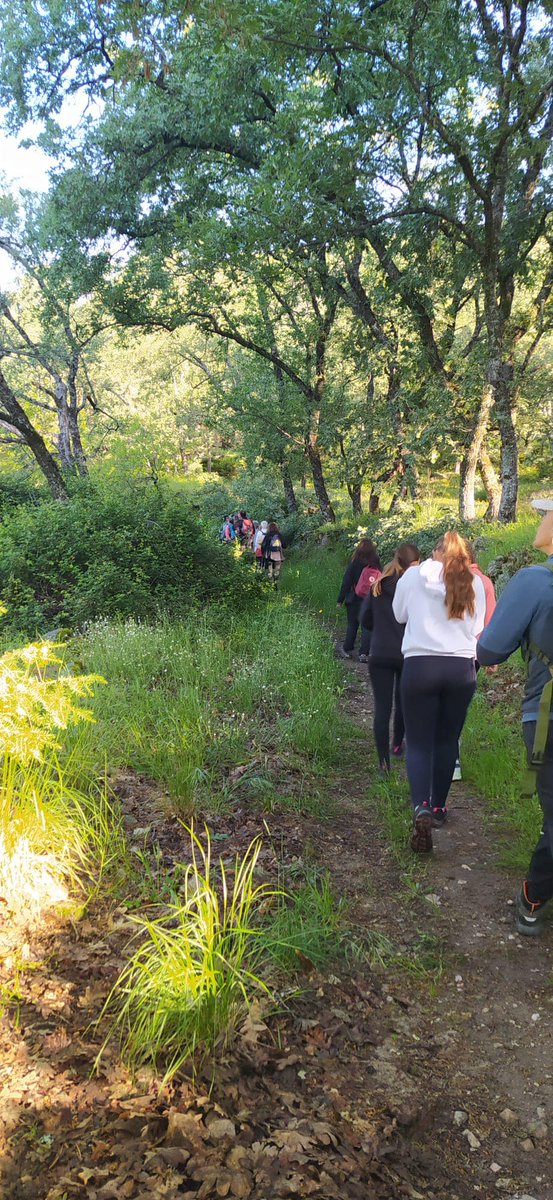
[261, 529, 287, 558]
[477, 558, 553, 721]
[337, 559, 366, 605]
[361, 572, 405, 661]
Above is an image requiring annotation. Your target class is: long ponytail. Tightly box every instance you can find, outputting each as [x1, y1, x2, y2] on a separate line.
[373, 541, 420, 596]
[435, 531, 475, 619]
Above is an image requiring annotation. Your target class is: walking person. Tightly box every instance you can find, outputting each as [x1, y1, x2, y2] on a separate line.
[262, 521, 286, 588]
[477, 504, 553, 935]
[393, 532, 486, 852]
[362, 542, 420, 773]
[452, 541, 497, 780]
[253, 520, 268, 570]
[336, 539, 382, 660]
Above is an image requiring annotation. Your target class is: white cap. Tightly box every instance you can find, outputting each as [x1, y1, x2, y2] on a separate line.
[260, 520, 269, 531]
[531, 498, 553, 512]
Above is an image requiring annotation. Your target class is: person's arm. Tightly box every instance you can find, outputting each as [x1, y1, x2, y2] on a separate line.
[472, 575, 486, 637]
[534, 510, 553, 552]
[476, 568, 541, 665]
[337, 563, 354, 605]
[392, 567, 412, 623]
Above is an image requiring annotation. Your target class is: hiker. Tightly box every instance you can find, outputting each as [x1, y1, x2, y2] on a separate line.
[221, 515, 236, 543]
[477, 505, 553, 936]
[262, 521, 286, 588]
[337, 539, 382, 660]
[361, 542, 420, 773]
[254, 520, 268, 569]
[240, 511, 254, 547]
[393, 531, 486, 852]
[452, 541, 497, 781]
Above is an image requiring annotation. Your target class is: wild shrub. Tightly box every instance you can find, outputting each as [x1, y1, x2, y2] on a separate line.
[0, 628, 118, 919]
[0, 482, 261, 634]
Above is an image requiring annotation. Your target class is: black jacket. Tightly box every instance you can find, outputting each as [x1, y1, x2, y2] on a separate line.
[337, 559, 366, 604]
[262, 529, 287, 557]
[361, 572, 405, 661]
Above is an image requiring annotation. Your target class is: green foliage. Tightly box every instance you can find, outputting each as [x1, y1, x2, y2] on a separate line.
[66, 603, 343, 810]
[0, 625, 119, 918]
[109, 829, 276, 1078]
[0, 483, 261, 634]
[266, 867, 343, 971]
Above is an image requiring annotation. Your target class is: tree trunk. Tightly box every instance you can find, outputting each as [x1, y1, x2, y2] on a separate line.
[348, 479, 362, 515]
[306, 437, 335, 522]
[0, 367, 67, 500]
[459, 382, 495, 521]
[281, 461, 298, 513]
[68, 409, 88, 476]
[478, 442, 501, 521]
[369, 490, 380, 513]
[496, 363, 518, 521]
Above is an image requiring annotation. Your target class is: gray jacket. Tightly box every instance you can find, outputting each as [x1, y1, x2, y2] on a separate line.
[477, 557, 553, 721]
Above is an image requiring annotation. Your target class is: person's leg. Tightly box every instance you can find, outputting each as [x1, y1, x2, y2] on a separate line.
[272, 561, 281, 589]
[359, 626, 372, 659]
[392, 663, 404, 752]
[401, 657, 441, 810]
[343, 598, 360, 653]
[368, 661, 395, 769]
[524, 723, 553, 904]
[431, 659, 476, 812]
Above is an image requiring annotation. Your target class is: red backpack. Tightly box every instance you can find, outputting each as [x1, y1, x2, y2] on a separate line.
[354, 566, 381, 598]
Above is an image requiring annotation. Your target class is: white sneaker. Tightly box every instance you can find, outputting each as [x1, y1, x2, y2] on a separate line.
[452, 760, 462, 781]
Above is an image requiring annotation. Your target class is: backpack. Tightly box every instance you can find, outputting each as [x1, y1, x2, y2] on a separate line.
[269, 533, 283, 559]
[522, 562, 553, 798]
[354, 566, 381, 598]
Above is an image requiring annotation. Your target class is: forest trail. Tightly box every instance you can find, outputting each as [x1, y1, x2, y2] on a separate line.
[328, 651, 553, 1200]
[1, 649, 553, 1200]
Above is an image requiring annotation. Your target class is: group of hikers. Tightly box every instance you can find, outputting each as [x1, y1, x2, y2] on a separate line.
[337, 506, 553, 938]
[220, 512, 286, 586]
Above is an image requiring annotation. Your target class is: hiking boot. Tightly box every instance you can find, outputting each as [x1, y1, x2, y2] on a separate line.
[515, 882, 548, 937]
[392, 741, 404, 758]
[338, 647, 352, 659]
[431, 806, 448, 828]
[410, 805, 433, 853]
[359, 653, 369, 663]
[452, 759, 462, 781]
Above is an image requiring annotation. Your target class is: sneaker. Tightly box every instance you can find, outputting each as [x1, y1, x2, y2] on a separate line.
[515, 882, 547, 937]
[431, 806, 448, 828]
[359, 653, 369, 663]
[338, 647, 352, 659]
[392, 742, 404, 758]
[452, 760, 462, 781]
[410, 805, 433, 853]
[378, 761, 390, 778]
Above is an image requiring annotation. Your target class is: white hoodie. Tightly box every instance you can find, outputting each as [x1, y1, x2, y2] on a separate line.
[392, 559, 486, 658]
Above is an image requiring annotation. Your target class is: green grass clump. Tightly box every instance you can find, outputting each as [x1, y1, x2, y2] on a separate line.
[110, 829, 276, 1079]
[266, 867, 344, 971]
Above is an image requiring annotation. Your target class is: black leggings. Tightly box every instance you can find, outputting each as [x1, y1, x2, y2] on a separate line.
[343, 597, 371, 655]
[401, 656, 477, 811]
[368, 658, 404, 768]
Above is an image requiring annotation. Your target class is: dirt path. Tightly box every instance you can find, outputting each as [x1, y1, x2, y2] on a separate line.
[0, 652, 552, 1200]
[328, 653, 553, 1200]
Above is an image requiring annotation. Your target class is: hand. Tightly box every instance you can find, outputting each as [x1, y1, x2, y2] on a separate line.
[485, 665, 498, 675]
[337, 602, 343, 608]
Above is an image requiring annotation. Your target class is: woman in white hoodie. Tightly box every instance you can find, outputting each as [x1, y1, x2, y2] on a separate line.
[392, 531, 486, 852]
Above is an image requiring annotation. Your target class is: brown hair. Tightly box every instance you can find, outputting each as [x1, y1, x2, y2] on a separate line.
[435, 531, 475, 619]
[373, 541, 420, 596]
[351, 538, 381, 569]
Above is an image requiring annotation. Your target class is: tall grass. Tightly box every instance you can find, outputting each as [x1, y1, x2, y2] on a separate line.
[66, 605, 344, 812]
[110, 829, 276, 1079]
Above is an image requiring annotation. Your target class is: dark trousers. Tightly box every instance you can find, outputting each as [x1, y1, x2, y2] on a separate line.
[401, 656, 477, 811]
[369, 658, 404, 768]
[343, 597, 371, 655]
[524, 722, 553, 903]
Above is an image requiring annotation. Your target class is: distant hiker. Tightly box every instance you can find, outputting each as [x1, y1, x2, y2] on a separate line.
[337, 539, 382, 660]
[221, 516, 236, 543]
[241, 512, 254, 548]
[254, 520, 268, 569]
[362, 542, 420, 773]
[262, 521, 286, 588]
[477, 505, 553, 936]
[452, 541, 497, 781]
[393, 532, 486, 852]
[232, 512, 244, 541]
